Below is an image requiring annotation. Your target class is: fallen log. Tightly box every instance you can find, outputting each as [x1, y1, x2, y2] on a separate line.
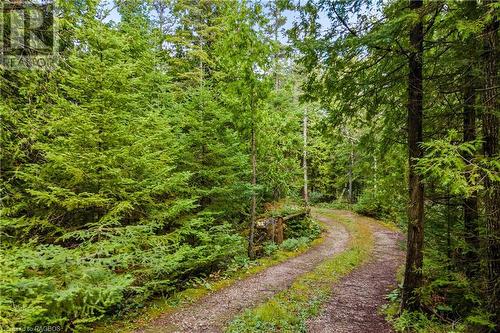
[282, 208, 310, 222]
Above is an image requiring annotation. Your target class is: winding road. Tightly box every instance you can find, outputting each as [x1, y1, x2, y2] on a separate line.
[307, 211, 405, 333]
[135, 209, 404, 333]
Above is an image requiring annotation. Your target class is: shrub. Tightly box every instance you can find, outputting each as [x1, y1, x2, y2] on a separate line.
[280, 237, 310, 252]
[309, 191, 325, 204]
[284, 217, 321, 240]
[0, 220, 244, 331]
[262, 242, 279, 256]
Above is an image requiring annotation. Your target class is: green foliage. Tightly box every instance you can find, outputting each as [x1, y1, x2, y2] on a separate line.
[417, 130, 499, 197]
[262, 241, 279, 256]
[280, 237, 310, 252]
[284, 217, 321, 240]
[0, 219, 245, 330]
[392, 310, 466, 333]
[0, 0, 315, 330]
[387, 304, 493, 333]
[0, 243, 133, 330]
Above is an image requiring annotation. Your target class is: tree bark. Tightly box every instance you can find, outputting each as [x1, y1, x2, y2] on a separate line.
[348, 144, 354, 204]
[272, 3, 281, 91]
[462, 67, 479, 277]
[401, 0, 425, 312]
[303, 108, 309, 206]
[481, 1, 499, 325]
[248, 119, 257, 260]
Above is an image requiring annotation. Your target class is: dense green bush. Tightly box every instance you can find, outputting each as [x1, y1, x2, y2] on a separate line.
[353, 193, 384, 218]
[262, 241, 279, 256]
[309, 191, 326, 204]
[0, 1, 314, 330]
[0, 221, 244, 331]
[284, 217, 321, 240]
[280, 237, 310, 251]
[353, 187, 406, 227]
[0, 244, 133, 330]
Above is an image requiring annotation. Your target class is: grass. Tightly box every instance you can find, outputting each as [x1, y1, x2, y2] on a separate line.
[93, 219, 327, 333]
[224, 210, 375, 333]
[384, 301, 473, 333]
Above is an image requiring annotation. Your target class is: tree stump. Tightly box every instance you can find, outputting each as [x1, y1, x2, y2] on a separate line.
[256, 209, 309, 245]
[275, 217, 284, 244]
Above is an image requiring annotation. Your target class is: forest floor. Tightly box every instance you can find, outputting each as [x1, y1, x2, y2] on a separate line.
[306, 210, 405, 333]
[135, 209, 403, 333]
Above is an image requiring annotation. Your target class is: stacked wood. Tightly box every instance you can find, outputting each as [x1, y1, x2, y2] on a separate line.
[256, 208, 309, 244]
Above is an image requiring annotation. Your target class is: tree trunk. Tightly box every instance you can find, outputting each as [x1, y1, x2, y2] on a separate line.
[481, 1, 499, 325]
[401, 0, 424, 312]
[348, 145, 354, 204]
[303, 108, 309, 206]
[273, 4, 281, 91]
[462, 67, 479, 277]
[248, 121, 257, 259]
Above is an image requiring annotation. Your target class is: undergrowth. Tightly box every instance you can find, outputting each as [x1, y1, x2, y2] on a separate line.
[92, 217, 325, 333]
[383, 247, 495, 333]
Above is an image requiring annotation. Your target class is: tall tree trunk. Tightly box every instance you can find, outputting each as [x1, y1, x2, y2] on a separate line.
[303, 108, 309, 206]
[401, 0, 424, 312]
[348, 146, 354, 204]
[248, 119, 257, 260]
[462, 67, 479, 277]
[481, 1, 499, 325]
[272, 3, 281, 91]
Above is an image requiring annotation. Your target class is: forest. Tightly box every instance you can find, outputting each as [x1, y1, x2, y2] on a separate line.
[0, 0, 498, 332]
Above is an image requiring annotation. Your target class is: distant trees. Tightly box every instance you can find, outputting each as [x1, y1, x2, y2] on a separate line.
[294, 0, 499, 330]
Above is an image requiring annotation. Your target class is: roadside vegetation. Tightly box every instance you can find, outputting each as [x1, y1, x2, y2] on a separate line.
[225, 210, 373, 333]
[94, 214, 324, 333]
[1, 0, 498, 332]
